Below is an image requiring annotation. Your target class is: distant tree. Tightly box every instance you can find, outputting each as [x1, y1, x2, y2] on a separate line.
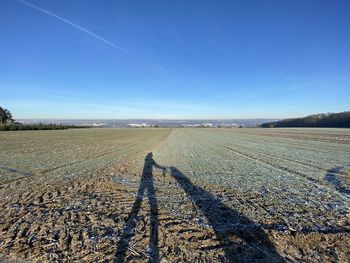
[261, 111, 350, 128]
[0, 107, 4, 124]
[0, 107, 14, 124]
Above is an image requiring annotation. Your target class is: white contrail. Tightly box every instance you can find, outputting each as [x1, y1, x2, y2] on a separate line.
[18, 0, 132, 56]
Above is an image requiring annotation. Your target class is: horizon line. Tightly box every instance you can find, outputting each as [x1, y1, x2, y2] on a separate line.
[16, 117, 282, 120]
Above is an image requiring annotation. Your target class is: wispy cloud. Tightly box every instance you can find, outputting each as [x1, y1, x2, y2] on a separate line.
[285, 76, 297, 81]
[157, 66, 172, 73]
[18, 0, 132, 56]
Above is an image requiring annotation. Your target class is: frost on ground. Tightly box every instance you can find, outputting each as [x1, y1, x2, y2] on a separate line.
[0, 128, 349, 262]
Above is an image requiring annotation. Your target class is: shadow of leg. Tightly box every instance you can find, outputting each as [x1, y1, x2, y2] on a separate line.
[146, 171, 159, 262]
[114, 153, 160, 263]
[114, 178, 145, 262]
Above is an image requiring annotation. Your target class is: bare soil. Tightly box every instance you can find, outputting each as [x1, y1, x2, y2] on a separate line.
[0, 128, 349, 262]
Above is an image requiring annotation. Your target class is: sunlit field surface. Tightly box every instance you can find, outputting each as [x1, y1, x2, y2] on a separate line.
[0, 128, 170, 183]
[0, 128, 349, 262]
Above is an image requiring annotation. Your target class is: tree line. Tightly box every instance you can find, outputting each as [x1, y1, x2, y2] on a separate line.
[261, 111, 350, 128]
[0, 107, 90, 131]
[0, 106, 14, 124]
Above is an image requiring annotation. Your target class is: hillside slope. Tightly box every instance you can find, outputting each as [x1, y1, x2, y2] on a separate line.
[261, 111, 350, 128]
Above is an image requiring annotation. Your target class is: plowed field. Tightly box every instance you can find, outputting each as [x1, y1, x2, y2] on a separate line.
[0, 128, 349, 262]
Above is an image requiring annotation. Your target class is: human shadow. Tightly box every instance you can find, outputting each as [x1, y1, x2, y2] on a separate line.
[324, 166, 350, 197]
[115, 152, 162, 262]
[115, 154, 283, 262]
[169, 167, 284, 262]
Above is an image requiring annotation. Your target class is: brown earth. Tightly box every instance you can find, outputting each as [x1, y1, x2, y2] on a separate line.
[1, 161, 349, 262]
[0, 128, 349, 262]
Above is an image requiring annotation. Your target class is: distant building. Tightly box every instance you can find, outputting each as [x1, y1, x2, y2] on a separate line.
[128, 123, 155, 128]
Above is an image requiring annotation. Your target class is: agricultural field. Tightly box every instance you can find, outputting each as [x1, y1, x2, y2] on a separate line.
[0, 128, 349, 262]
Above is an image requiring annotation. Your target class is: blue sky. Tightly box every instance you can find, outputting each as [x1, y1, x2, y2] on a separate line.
[1, 0, 349, 119]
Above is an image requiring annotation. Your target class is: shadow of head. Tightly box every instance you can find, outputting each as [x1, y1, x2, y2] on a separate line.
[144, 152, 155, 166]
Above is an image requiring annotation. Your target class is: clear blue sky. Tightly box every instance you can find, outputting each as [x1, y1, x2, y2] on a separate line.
[1, 0, 349, 119]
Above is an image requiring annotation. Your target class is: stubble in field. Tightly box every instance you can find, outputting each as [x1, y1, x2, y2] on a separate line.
[0, 128, 349, 262]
